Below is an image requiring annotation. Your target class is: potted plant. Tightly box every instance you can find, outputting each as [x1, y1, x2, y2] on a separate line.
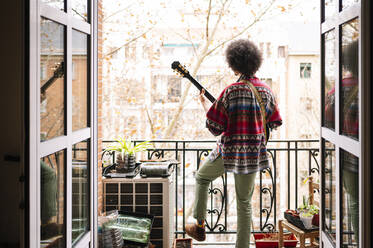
[104, 137, 150, 173]
[298, 195, 319, 228]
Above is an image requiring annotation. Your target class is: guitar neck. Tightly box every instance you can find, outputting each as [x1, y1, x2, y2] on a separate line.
[186, 75, 216, 103]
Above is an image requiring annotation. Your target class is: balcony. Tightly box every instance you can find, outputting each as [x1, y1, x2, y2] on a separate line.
[100, 139, 320, 246]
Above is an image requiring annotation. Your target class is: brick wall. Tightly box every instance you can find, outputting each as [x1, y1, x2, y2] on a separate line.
[97, 0, 103, 215]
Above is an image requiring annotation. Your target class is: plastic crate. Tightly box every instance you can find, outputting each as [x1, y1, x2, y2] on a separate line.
[254, 233, 298, 248]
[117, 211, 154, 247]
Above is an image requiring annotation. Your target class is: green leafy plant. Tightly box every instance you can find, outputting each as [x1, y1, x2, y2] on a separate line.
[298, 195, 319, 216]
[104, 137, 151, 159]
[300, 211, 314, 218]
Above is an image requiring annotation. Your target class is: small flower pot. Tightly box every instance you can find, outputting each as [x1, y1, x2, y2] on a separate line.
[116, 154, 136, 173]
[300, 215, 313, 229]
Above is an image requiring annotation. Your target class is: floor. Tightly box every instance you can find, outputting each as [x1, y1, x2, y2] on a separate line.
[194, 245, 235, 248]
[194, 243, 256, 248]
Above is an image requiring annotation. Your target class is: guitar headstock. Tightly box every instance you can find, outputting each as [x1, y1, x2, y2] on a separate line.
[171, 61, 190, 78]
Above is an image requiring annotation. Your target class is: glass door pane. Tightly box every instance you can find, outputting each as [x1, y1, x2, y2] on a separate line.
[324, 140, 336, 243]
[341, 149, 359, 247]
[72, 0, 88, 22]
[342, 0, 359, 10]
[40, 150, 66, 247]
[41, 0, 65, 12]
[323, 30, 336, 130]
[341, 19, 359, 140]
[324, 0, 336, 20]
[72, 30, 89, 131]
[72, 140, 90, 243]
[40, 18, 65, 141]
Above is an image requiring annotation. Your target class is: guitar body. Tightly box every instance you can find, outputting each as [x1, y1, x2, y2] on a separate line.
[171, 61, 271, 142]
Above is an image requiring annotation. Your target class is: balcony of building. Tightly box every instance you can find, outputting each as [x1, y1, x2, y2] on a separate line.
[96, 138, 326, 247]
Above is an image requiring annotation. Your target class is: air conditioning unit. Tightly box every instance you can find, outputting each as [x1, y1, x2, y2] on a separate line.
[103, 176, 175, 248]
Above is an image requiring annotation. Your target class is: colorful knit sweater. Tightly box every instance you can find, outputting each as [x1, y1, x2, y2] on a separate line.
[206, 77, 282, 174]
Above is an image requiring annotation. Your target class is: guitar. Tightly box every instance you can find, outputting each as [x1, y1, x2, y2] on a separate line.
[171, 61, 270, 142]
[171, 61, 216, 103]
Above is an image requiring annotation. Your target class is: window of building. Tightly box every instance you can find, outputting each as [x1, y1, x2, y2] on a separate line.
[259, 42, 264, 54]
[266, 42, 272, 58]
[167, 76, 181, 102]
[278, 46, 285, 58]
[300, 63, 312, 78]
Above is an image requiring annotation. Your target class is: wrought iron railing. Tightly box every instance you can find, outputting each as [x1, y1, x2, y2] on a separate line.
[101, 139, 320, 239]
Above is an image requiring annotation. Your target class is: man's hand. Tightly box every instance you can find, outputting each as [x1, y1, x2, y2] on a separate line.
[199, 89, 210, 113]
[199, 89, 206, 104]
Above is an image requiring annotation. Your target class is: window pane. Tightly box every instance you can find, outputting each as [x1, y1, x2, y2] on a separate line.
[72, 140, 90, 243]
[40, 19, 65, 141]
[300, 63, 312, 78]
[342, 0, 359, 10]
[72, 30, 89, 131]
[72, 0, 88, 22]
[341, 149, 359, 247]
[341, 19, 359, 140]
[167, 76, 181, 102]
[40, 150, 65, 247]
[323, 30, 336, 130]
[42, 0, 64, 11]
[323, 140, 336, 243]
[324, 0, 336, 20]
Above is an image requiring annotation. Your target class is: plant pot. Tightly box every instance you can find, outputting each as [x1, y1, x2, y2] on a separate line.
[116, 154, 136, 173]
[300, 215, 313, 229]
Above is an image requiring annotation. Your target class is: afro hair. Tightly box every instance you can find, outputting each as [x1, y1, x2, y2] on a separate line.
[225, 39, 263, 77]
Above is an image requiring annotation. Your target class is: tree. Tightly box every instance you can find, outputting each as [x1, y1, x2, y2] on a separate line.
[102, 0, 301, 140]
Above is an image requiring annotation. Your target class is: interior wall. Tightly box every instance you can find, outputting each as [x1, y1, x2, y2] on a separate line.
[0, 0, 24, 246]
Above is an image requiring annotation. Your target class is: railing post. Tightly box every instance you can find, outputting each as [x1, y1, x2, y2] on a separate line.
[175, 141, 178, 238]
[287, 141, 291, 210]
[182, 142, 186, 238]
[295, 141, 298, 208]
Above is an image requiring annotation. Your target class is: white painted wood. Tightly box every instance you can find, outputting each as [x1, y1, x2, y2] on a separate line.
[29, 0, 96, 247]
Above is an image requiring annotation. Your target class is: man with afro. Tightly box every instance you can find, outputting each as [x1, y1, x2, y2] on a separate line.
[185, 39, 282, 247]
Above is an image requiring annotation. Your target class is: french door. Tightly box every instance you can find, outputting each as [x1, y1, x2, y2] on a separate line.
[29, 0, 97, 247]
[320, 0, 370, 248]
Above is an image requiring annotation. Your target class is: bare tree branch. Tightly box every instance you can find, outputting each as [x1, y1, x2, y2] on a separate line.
[170, 29, 199, 56]
[206, 0, 212, 41]
[102, 2, 136, 22]
[104, 26, 154, 58]
[145, 106, 155, 136]
[162, 0, 231, 138]
[72, 8, 87, 21]
[207, 0, 230, 45]
[204, 0, 276, 58]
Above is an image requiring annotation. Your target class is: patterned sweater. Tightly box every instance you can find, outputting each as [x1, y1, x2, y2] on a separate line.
[206, 77, 282, 174]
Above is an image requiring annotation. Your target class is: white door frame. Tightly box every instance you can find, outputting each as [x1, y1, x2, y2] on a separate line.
[28, 0, 97, 247]
[320, 0, 371, 247]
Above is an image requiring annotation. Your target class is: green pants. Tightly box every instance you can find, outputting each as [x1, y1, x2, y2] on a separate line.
[192, 155, 257, 248]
